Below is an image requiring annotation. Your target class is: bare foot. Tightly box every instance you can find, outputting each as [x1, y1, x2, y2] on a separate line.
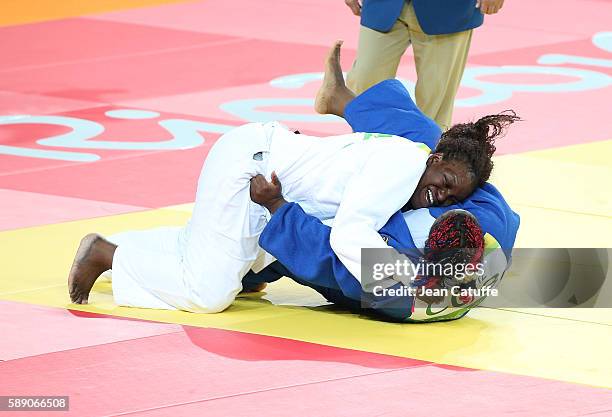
[315, 40, 354, 116]
[68, 234, 115, 304]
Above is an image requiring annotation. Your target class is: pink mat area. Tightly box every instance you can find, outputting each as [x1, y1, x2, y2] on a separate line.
[0, 301, 181, 361]
[0, 18, 235, 72]
[0, 36, 331, 103]
[476, 0, 612, 38]
[0, 189, 147, 231]
[0, 91, 101, 116]
[92, 0, 361, 49]
[125, 370, 612, 417]
[1, 316, 610, 417]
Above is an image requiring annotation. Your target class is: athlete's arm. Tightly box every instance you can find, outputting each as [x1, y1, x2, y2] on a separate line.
[258, 201, 415, 321]
[258, 202, 362, 297]
[330, 141, 427, 283]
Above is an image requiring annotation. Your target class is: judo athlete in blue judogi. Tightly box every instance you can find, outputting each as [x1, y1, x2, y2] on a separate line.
[68, 42, 518, 317]
[243, 50, 520, 322]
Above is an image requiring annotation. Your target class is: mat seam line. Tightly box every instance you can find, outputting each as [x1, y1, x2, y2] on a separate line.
[0, 205, 163, 233]
[0, 329, 185, 364]
[570, 409, 612, 417]
[511, 204, 612, 219]
[1, 292, 609, 328]
[0, 37, 251, 74]
[493, 22, 600, 39]
[480, 307, 612, 327]
[99, 365, 439, 417]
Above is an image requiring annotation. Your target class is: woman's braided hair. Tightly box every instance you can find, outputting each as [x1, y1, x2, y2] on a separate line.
[435, 110, 521, 187]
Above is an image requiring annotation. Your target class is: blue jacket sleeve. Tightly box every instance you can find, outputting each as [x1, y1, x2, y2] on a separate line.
[259, 203, 415, 321]
[344, 79, 442, 150]
[258, 202, 363, 299]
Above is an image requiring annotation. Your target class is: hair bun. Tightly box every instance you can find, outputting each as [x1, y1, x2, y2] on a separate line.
[435, 110, 521, 186]
[474, 110, 520, 141]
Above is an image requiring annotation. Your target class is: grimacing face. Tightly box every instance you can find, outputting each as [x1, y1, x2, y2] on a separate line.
[408, 153, 476, 210]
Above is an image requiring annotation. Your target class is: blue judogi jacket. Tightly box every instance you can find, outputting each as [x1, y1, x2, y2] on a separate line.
[243, 80, 519, 322]
[361, 0, 484, 35]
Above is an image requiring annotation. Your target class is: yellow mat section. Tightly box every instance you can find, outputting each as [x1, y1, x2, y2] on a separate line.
[2, 207, 611, 389]
[2, 141, 610, 388]
[1, 0, 191, 27]
[491, 140, 612, 247]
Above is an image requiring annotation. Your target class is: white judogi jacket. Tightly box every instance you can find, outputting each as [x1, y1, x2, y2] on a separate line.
[268, 127, 429, 283]
[110, 122, 429, 314]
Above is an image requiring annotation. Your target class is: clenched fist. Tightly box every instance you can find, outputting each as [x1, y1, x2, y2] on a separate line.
[250, 172, 287, 214]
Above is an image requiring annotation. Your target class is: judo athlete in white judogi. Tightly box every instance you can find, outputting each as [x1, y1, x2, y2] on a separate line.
[68, 121, 448, 312]
[67, 41, 512, 313]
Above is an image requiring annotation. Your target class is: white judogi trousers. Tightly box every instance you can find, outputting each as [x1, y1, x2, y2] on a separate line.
[110, 123, 273, 313]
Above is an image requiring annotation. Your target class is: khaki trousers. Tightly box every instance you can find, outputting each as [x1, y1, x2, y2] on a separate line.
[346, 1, 473, 132]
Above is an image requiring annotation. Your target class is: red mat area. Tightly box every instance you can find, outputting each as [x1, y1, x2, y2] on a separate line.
[0, 19, 233, 73]
[0, 137, 213, 207]
[93, 0, 361, 49]
[0, 36, 330, 103]
[1, 313, 610, 417]
[2, 1, 610, 211]
[0, 105, 237, 206]
[0, 91, 100, 116]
